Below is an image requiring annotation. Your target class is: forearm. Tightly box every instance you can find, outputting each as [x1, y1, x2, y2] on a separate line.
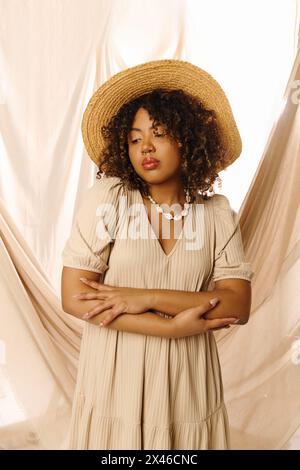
[63, 299, 173, 339]
[88, 311, 173, 338]
[149, 288, 245, 321]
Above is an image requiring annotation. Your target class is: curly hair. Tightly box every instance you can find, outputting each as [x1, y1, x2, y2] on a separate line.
[96, 88, 226, 200]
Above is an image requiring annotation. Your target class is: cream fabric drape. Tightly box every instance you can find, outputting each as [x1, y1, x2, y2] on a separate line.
[0, 201, 82, 449]
[217, 48, 300, 450]
[0, 0, 299, 449]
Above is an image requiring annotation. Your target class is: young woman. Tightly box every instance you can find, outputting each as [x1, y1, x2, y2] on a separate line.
[61, 60, 253, 450]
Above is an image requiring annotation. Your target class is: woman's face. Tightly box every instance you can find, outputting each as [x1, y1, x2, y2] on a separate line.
[127, 107, 182, 185]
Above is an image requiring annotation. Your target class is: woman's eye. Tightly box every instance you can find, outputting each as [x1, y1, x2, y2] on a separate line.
[130, 132, 166, 144]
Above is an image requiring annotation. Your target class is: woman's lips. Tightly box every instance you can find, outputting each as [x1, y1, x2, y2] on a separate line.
[142, 162, 160, 170]
[142, 157, 160, 170]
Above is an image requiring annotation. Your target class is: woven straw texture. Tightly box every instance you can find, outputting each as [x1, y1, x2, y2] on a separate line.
[81, 59, 242, 171]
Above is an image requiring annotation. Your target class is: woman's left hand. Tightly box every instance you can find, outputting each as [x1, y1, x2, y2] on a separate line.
[73, 278, 153, 325]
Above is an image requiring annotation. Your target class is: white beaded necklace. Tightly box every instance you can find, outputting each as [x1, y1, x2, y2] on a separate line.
[147, 189, 192, 221]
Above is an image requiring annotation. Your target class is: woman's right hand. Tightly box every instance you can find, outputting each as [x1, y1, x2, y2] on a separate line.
[169, 299, 237, 338]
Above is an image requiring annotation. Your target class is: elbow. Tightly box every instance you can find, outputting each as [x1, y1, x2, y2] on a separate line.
[61, 296, 68, 313]
[234, 305, 251, 325]
[230, 287, 252, 326]
[234, 313, 250, 325]
[61, 290, 76, 316]
[61, 299, 74, 316]
[61, 298, 82, 319]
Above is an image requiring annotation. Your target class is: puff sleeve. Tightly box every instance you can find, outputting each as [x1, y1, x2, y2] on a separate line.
[212, 194, 254, 282]
[61, 176, 123, 274]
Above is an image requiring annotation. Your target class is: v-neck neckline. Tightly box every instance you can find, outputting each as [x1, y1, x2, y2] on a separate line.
[136, 189, 191, 259]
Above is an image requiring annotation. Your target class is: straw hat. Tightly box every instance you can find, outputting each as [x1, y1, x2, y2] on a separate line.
[81, 59, 242, 172]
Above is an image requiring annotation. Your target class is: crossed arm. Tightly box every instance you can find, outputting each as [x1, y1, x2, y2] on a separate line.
[61, 267, 252, 338]
[147, 278, 251, 322]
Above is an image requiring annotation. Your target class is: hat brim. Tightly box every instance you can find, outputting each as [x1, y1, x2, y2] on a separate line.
[81, 59, 242, 171]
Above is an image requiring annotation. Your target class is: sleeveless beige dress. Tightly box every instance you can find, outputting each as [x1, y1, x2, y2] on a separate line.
[62, 176, 254, 450]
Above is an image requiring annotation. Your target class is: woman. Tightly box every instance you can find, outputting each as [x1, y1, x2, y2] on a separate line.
[61, 59, 254, 450]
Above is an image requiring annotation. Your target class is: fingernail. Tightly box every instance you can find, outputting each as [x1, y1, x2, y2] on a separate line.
[209, 298, 219, 307]
[82, 313, 90, 319]
[233, 319, 240, 324]
[72, 294, 80, 298]
[80, 277, 87, 281]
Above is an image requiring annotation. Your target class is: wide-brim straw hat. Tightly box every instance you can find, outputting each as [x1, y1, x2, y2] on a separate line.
[81, 59, 242, 172]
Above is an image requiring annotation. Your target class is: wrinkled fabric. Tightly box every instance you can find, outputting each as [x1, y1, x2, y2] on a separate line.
[0, 0, 299, 450]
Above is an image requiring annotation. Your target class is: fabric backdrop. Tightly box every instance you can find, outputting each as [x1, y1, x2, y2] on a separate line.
[0, 0, 299, 449]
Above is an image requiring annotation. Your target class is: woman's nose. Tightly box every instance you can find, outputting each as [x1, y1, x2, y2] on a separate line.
[141, 139, 155, 154]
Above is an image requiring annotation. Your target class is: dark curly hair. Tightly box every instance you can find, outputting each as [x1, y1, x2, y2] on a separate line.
[96, 88, 226, 200]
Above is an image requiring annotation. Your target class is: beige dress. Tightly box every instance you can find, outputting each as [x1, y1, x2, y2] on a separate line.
[62, 176, 254, 450]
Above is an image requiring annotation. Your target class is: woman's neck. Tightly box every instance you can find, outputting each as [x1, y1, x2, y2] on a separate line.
[146, 179, 186, 206]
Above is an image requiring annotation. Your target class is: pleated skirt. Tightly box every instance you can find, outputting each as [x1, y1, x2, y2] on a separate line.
[68, 322, 230, 450]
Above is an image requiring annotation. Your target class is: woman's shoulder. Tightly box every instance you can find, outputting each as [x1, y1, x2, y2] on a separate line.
[78, 176, 125, 214]
[211, 193, 231, 211]
[208, 193, 240, 229]
[198, 193, 235, 225]
[195, 192, 230, 209]
[86, 176, 125, 199]
[196, 191, 229, 206]
[93, 175, 124, 192]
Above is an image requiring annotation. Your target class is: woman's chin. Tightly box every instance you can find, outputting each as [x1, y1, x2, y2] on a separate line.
[139, 173, 170, 185]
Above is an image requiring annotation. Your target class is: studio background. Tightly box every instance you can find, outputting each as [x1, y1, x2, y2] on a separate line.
[0, 0, 299, 449]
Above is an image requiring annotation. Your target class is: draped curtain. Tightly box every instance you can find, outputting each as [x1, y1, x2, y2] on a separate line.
[0, 0, 299, 449]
